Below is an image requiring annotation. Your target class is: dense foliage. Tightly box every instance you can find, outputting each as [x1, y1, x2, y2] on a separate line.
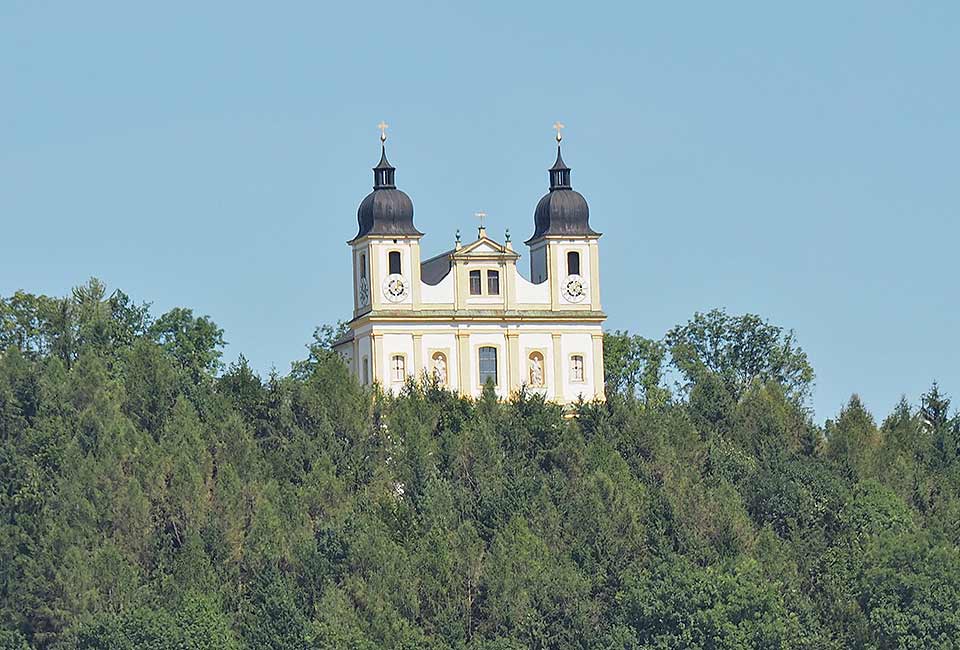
[2, 280, 959, 649]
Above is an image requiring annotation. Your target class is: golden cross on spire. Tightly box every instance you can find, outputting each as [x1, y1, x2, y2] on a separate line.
[474, 211, 487, 232]
[377, 121, 389, 143]
[553, 121, 565, 143]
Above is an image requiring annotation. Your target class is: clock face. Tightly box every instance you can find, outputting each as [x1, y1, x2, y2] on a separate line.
[563, 274, 587, 303]
[382, 274, 408, 302]
[358, 277, 370, 305]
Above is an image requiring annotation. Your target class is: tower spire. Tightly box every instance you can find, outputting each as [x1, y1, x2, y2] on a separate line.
[549, 122, 572, 190]
[373, 121, 396, 189]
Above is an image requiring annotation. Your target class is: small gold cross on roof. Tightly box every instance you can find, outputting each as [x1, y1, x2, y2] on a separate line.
[553, 121, 565, 143]
[377, 121, 389, 142]
[474, 211, 487, 230]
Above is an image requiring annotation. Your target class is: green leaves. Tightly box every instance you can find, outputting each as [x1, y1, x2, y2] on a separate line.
[603, 331, 668, 405]
[4, 283, 960, 649]
[148, 307, 224, 381]
[666, 309, 815, 404]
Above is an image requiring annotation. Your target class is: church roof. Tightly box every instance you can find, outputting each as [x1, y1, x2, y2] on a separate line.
[352, 145, 422, 242]
[420, 248, 456, 285]
[419, 230, 519, 286]
[526, 146, 599, 243]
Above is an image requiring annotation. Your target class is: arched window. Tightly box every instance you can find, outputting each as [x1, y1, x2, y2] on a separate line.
[391, 354, 406, 382]
[362, 357, 369, 385]
[528, 351, 545, 387]
[487, 270, 500, 295]
[469, 270, 482, 295]
[567, 251, 581, 276]
[360, 253, 367, 280]
[389, 251, 402, 275]
[478, 347, 497, 386]
[570, 354, 585, 383]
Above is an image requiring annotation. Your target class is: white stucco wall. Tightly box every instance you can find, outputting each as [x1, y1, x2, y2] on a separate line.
[356, 333, 372, 386]
[380, 333, 415, 393]
[420, 332, 460, 392]
[552, 242, 593, 306]
[375, 242, 415, 306]
[556, 331, 595, 402]
[420, 272, 454, 304]
[464, 330, 508, 399]
[514, 274, 551, 304]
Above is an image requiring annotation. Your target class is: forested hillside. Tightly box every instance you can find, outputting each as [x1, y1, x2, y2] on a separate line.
[2, 279, 959, 649]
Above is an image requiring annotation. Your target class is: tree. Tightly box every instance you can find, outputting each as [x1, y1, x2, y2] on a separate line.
[148, 307, 224, 381]
[824, 394, 880, 479]
[618, 556, 807, 649]
[666, 309, 814, 404]
[602, 331, 668, 405]
[0, 630, 30, 650]
[6, 280, 960, 649]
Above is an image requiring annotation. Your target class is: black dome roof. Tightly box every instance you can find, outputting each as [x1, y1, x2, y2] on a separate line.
[526, 147, 598, 243]
[354, 146, 422, 240]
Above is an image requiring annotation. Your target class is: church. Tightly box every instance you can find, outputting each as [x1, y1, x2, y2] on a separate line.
[333, 125, 606, 405]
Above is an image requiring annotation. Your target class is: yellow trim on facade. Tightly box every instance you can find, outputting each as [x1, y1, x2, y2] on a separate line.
[410, 240, 423, 307]
[551, 333, 563, 398]
[456, 332, 470, 397]
[473, 342, 505, 391]
[589, 239, 601, 311]
[592, 334, 606, 401]
[387, 351, 410, 384]
[426, 348, 451, 387]
[523, 347, 549, 391]
[506, 332, 520, 393]
[412, 333, 423, 377]
[371, 333, 382, 383]
[568, 352, 587, 384]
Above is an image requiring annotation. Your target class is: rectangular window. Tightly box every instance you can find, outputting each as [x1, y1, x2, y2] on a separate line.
[362, 357, 369, 385]
[469, 270, 482, 295]
[389, 251, 402, 275]
[570, 355, 585, 382]
[479, 346, 497, 385]
[567, 251, 581, 276]
[391, 355, 405, 382]
[487, 270, 500, 295]
[360, 253, 367, 279]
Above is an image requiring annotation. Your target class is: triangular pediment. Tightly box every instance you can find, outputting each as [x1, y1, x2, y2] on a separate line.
[452, 235, 520, 260]
[467, 240, 501, 255]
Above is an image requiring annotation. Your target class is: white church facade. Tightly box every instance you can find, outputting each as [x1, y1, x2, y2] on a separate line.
[333, 128, 605, 405]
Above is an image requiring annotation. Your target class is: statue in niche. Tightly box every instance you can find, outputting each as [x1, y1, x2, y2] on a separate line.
[528, 354, 544, 387]
[432, 353, 447, 386]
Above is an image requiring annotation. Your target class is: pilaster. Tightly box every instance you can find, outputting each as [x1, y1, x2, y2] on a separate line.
[412, 333, 423, 379]
[369, 242, 382, 311]
[551, 333, 563, 401]
[504, 259, 517, 310]
[371, 332, 383, 384]
[506, 331, 520, 394]
[589, 239, 601, 311]
[592, 333, 605, 400]
[456, 331, 470, 397]
[410, 240, 423, 307]
[352, 336, 359, 376]
[548, 243, 561, 311]
[454, 261, 467, 310]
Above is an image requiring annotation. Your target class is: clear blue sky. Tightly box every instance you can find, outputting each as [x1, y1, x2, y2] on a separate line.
[1, 2, 957, 422]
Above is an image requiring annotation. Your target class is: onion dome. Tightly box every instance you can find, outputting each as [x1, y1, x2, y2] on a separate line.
[354, 144, 421, 240]
[527, 144, 599, 244]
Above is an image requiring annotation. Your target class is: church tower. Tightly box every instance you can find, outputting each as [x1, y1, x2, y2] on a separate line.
[526, 125, 602, 313]
[334, 124, 606, 405]
[348, 126, 423, 321]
